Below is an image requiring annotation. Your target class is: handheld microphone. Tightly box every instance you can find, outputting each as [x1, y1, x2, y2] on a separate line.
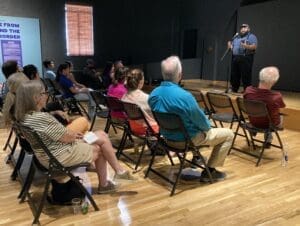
[232, 32, 239, 40]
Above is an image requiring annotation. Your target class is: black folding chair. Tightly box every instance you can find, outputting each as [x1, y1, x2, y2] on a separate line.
[51, 79, 90, 119]
[105, 96, 133, 150]
[121, 101, 171, 170]
[3, 127, 19, 164]
[89, 90, 109, 131]
[206, 92, 239, 128]
[187, 89, 211, 116]
[16, 122, 99, 225]
[145, 112, 213, 196]
[230, 97, 284, 166]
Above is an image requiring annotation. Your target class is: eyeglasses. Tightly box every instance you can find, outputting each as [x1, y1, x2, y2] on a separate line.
[40, 91, 49, 96]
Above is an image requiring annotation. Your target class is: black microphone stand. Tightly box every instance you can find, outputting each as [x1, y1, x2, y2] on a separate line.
[221, 33, 238, 93]
[220, 47, 232, 93]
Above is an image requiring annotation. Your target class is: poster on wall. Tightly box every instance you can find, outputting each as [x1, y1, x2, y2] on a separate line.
[0, 16, 42, 82]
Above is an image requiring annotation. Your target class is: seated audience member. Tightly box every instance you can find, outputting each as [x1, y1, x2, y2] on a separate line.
[111, 60, 124, 82]
[244, 66, 285, 145]
[43, 59, 56, 80]
[65, 61, 86, 89]
[107, 67, 128, 120]
[107, 67, 128, 98]
[3, 72, 90, 134]
[14, 80, 136, 193]
[101, 61, 114, 89]
[2, 60, 20, 79]
[1, 60, 21, 96]
[23, 64, 40, 80]
[82, 59, 102, 90]
[56, 63, 95, 119]
[148, 56, 234, 182]
[122, 69, 159, 135]
[114, 60, 124, 70]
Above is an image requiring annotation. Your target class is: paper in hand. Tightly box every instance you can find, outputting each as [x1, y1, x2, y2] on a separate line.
[83, 132, 98, 144]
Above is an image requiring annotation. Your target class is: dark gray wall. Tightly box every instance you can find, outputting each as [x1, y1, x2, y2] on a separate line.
[0, 0, 96, 72]
[1, 0, 299, 91]
[238, 0, 300, 91]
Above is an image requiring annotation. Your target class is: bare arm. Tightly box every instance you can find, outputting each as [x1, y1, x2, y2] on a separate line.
[69, 86, 89, 94]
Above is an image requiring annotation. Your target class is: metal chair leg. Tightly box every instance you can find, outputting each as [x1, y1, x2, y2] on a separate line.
[19, 161, 35, 202]
[135, 142, 146, 170]
[145, 144, 158, 178]
[32, 174, 51, 225]
[11, 148, 25, 180]
[170, 153, 186, 196]
[3, 128, 13, 150]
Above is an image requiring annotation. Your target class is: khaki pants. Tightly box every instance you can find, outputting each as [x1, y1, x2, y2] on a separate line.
[166, 128, 234, 168]
[192, 128, 234, 168]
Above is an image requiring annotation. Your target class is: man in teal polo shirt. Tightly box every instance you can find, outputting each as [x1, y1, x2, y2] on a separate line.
[148, 56, 234, 182]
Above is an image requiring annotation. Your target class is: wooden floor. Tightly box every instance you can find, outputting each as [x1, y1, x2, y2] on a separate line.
[0, 80, 300, 226]
[1, 117, 300, 226]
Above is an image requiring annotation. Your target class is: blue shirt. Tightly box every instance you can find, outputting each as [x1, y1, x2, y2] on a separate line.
[232, 33, 257, 56]
[59, 75, 74, 98]
[148, 81, 211, 141]
[44, 69, 56, 81]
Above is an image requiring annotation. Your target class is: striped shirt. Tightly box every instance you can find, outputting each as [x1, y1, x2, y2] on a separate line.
[23, 111, 73, 166]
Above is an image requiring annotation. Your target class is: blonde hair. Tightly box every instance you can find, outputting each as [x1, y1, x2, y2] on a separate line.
[126, 69, 144, 91]
[2, 72, 29, 125]
[14, 80, 44, 122]
[161, 56, 182, 82]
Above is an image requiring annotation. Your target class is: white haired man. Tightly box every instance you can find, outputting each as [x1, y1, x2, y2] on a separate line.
[244, 66, 285, 146]
[148, 56, 234, 182]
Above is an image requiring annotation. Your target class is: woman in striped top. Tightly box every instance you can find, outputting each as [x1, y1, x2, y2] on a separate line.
[14, 80, 135, 194]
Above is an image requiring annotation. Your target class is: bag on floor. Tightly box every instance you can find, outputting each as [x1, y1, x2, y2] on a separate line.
[49, 177, 85, 205]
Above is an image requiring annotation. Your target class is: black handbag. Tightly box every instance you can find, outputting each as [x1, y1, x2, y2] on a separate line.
[49, 177, 85, 205]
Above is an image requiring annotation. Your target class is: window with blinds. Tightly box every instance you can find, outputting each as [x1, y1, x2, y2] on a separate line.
[65, 4, 94, 56]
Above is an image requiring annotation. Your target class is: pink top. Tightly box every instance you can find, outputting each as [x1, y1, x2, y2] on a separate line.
[107, 83, 127, 119]
[107, 83, 127, 99]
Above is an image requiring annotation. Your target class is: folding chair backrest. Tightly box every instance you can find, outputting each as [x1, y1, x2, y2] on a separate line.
[106, 96, 125, 112]
[122, 101, 155, 135]
[207, 92, 236, 112]
[12, 122, 33, 154]
[237, 97, 273, 127]
[122, 101, 144, 121]
[237, 97, 269, 118]
[44, 79, 60, 94]
[16, 122, 62, 168]
[90, 90, 107, 108]
[187, 89, 210, 114]
[152, 111, 189, 141]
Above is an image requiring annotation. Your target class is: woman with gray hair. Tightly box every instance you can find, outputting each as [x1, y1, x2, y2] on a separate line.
[15, 80, 136, 193]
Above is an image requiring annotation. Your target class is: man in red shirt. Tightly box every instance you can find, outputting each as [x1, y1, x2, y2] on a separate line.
[244, 66, 285, 146]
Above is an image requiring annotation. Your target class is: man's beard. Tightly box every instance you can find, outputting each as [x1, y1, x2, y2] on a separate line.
[240, 31, 249, 37]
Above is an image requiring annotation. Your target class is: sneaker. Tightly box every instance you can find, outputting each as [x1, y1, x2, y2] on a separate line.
[200, 168, 226, 182]
[98, 181, 117, 194]
[114, 171, 137, 181]
[191, 156, 207, 168]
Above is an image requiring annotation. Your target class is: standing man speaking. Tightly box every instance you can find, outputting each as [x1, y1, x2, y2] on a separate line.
[228, 24, 258, 93]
